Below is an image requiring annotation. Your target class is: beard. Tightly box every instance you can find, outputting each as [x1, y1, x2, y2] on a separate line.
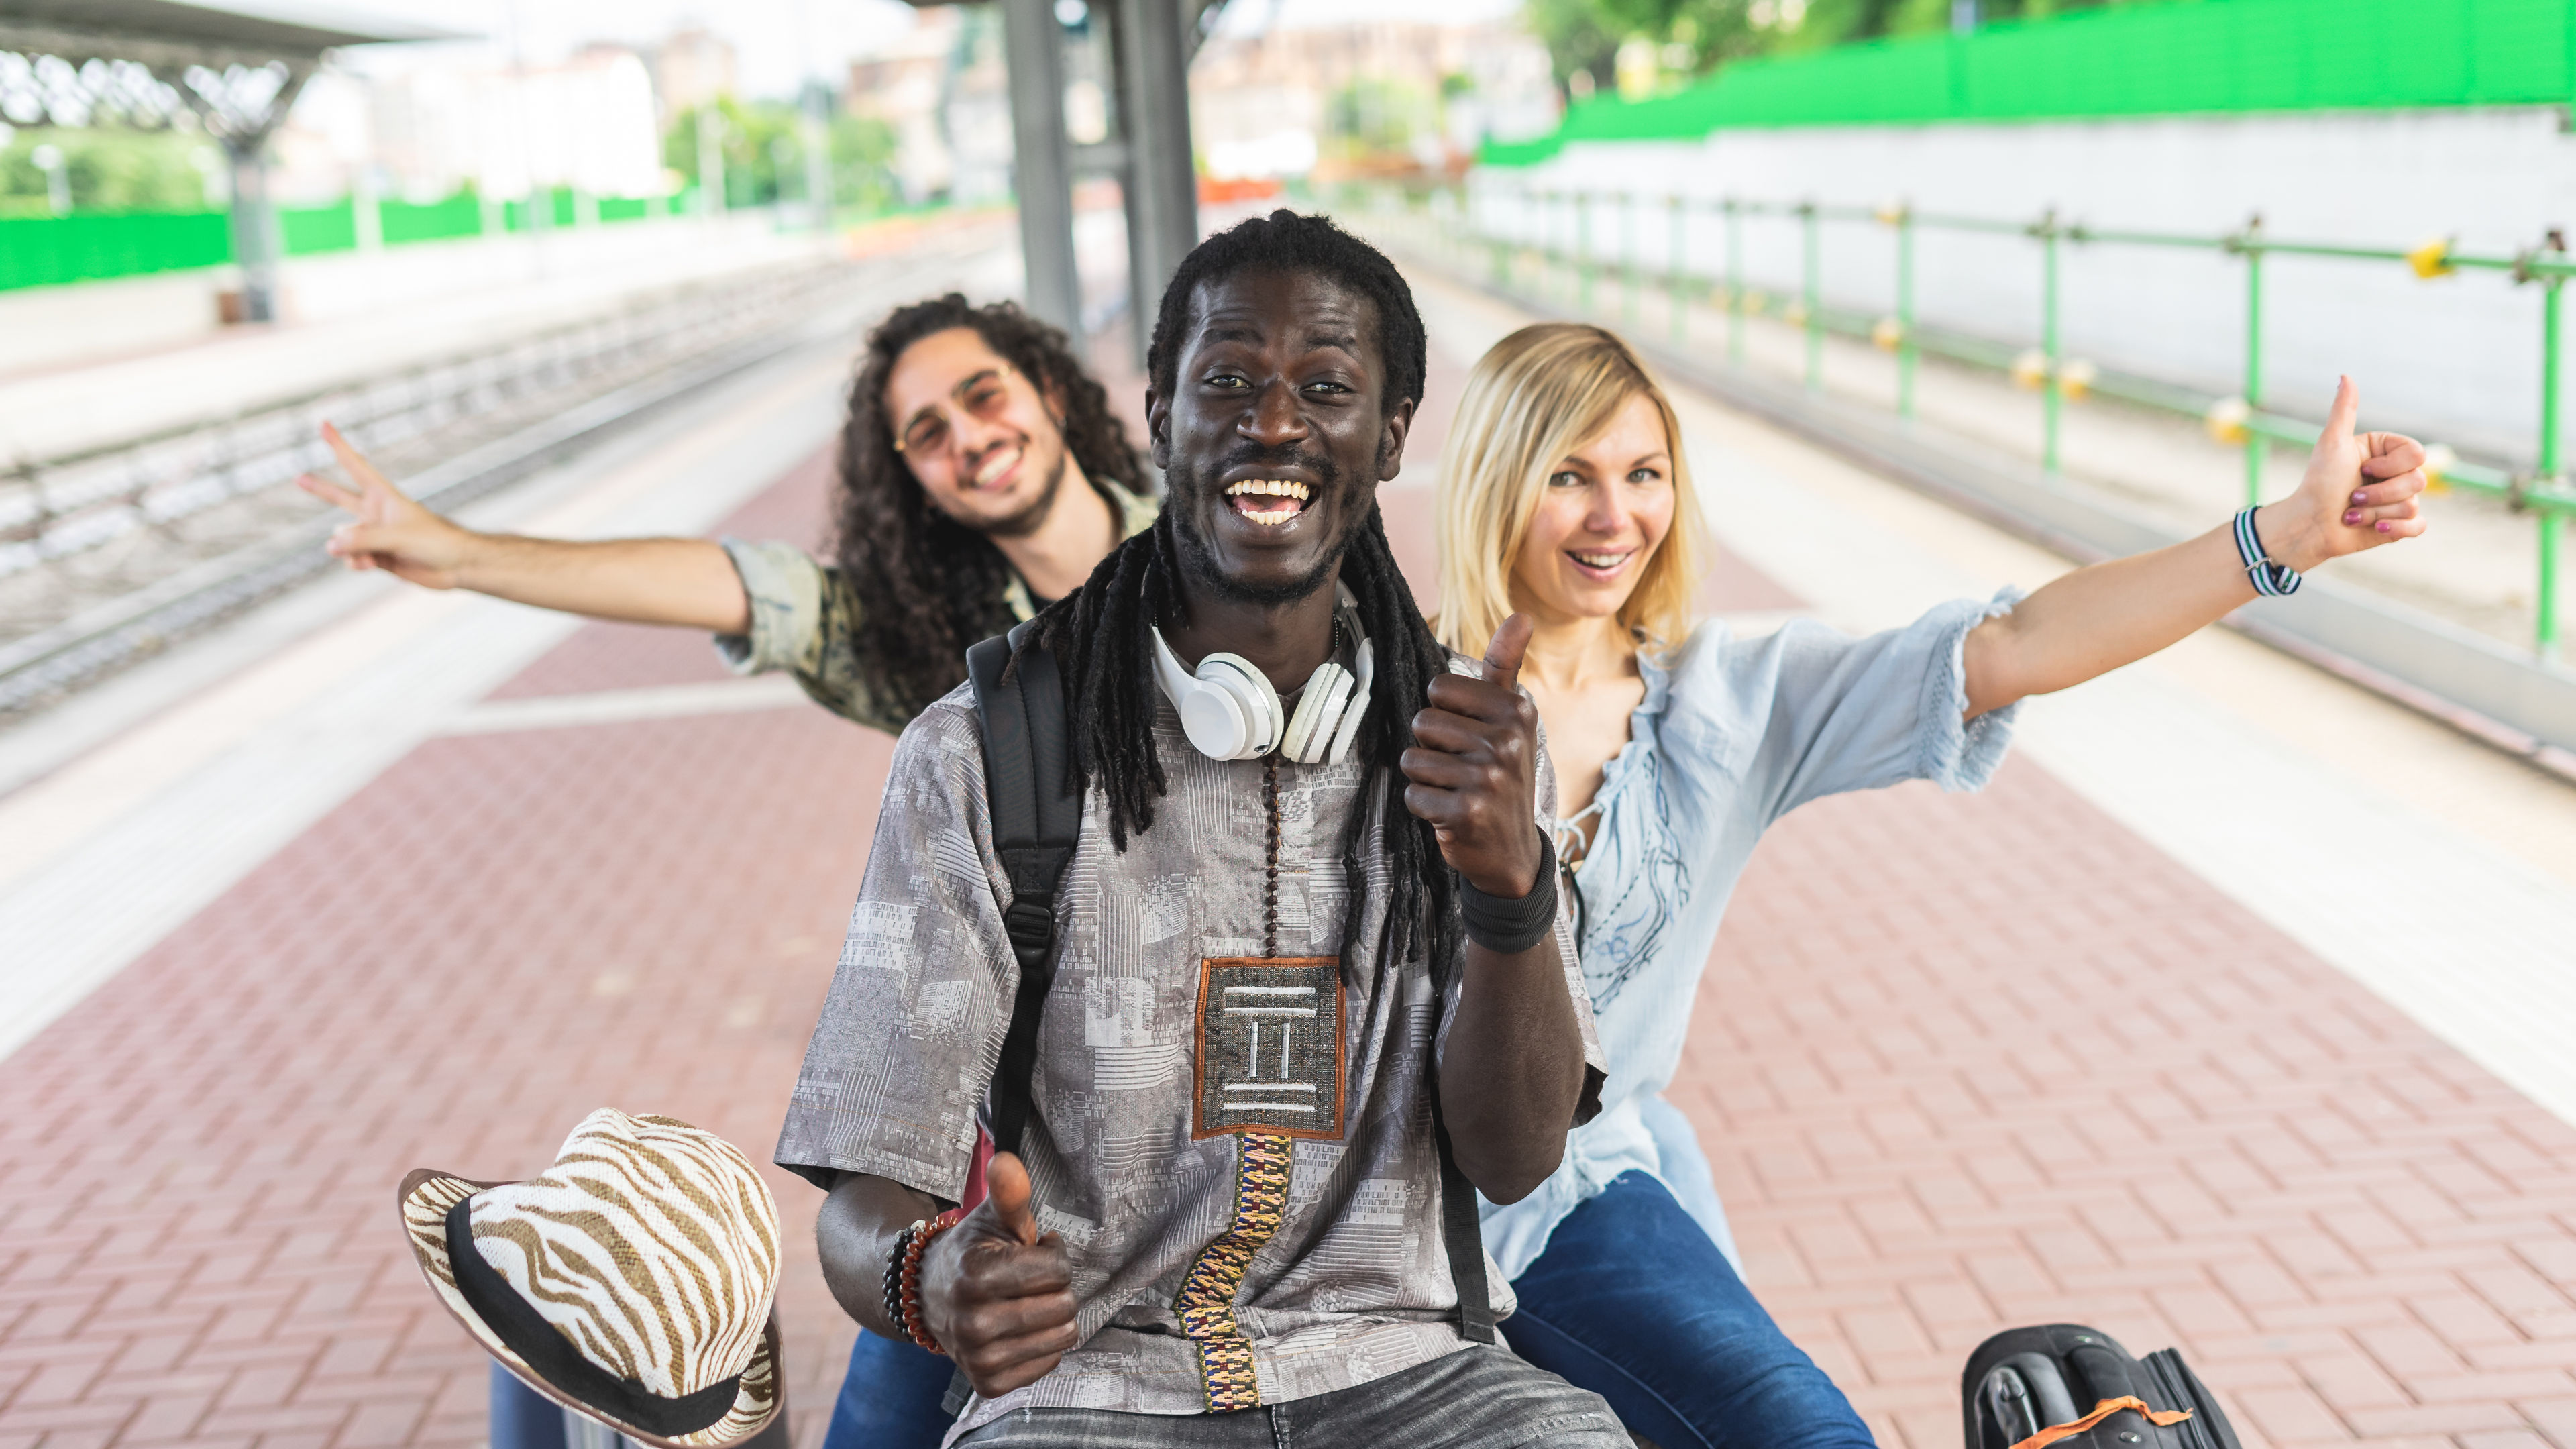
[957, 435, 1070, 541]
[1165, 441, 1360, 608]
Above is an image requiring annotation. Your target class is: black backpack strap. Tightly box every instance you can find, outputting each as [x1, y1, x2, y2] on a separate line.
[1423, 871, 1497, 1344]
[950, 623, 1080, 1417]
[966, 621, 1081, 1159]
[1429, 1091, 1498, 1343]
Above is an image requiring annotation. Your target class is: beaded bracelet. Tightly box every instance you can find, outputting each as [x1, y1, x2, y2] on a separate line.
[893, 1207, 967, 1354]
[879, 1222, 920, 1336]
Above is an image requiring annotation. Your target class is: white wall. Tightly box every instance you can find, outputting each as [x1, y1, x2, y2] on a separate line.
[1472, 107, 2576, 460]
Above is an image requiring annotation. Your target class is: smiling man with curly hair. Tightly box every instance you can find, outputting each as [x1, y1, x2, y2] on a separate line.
[300, 294, 1158, 734]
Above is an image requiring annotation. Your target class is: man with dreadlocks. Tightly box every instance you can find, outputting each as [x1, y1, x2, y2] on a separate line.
[298, 294, 1155, 733]
[782, 211, 1624, 1449]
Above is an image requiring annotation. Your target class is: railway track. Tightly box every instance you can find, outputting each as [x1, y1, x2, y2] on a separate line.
[0, 240, 991, 720]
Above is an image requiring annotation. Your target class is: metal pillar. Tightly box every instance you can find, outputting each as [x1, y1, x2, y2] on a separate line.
[1000, 0, 1081, 336]
[1801, 201, 1821, 392]
[802, 79, 837, 231]
[222, 138, 283, 319]
[1668, 195, 1687, 345]
[2243, 215, 2266, 507]
[2040, 210, 2061, 473]
[1112, 0, 1201, 362]
[210, 63, 311, 325]
[1896, 206, 1916, 419]
[1725, 199, 1743, 365]
[2541, 270, 2564, 659]
[696, 106, 726, 219]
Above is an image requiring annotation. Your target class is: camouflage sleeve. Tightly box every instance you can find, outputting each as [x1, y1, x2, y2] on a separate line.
[712, 537, 910, 735]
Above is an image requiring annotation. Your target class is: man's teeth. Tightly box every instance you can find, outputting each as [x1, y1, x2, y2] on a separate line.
[973, 449, 1020, 487]
[1225, 480, 1311, 502]
[1571, 551, 1631, 569]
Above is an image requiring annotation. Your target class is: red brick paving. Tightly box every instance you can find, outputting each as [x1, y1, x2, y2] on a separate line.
[8, 337, 2576, 1449]
[1695, 764, 2576, 1448]
[0, 703, 889, 1449]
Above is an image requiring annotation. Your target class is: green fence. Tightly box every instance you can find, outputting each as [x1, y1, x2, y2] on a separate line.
[0, 211, 229, 289]
[381, 193, 484, 245]
[1375, 181, 2576, 657]
[0, 188, 699, 293]
[1488, 0, 2576, 166]
[280, 200, 356, 256]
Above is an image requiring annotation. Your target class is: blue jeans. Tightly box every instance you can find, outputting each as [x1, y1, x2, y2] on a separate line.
[1503, 1172, 1876, 1449]
[824, 1328, 962, 1449]
[820, 1173, 1872, 1449]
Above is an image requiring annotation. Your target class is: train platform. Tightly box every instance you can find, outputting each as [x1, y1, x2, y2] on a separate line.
[2, 251, 2575, 1449]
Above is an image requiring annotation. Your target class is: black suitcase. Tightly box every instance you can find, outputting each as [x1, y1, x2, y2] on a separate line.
[1963, 1324, 2241, 1449]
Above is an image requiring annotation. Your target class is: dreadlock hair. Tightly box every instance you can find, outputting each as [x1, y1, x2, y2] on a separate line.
[1028, 211, 1459, 975]
[833, 294, 1148, 720]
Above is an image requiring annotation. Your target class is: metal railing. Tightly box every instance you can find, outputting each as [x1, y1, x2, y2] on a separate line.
[1362, 181, 2576, 659]
[0, 260, 843, 584]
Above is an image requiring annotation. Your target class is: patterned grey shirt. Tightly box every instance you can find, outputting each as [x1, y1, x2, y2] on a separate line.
[775, 670, 1603, 1445]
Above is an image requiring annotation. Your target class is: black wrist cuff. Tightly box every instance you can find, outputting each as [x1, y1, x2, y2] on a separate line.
[1458, 832, 1559, 953]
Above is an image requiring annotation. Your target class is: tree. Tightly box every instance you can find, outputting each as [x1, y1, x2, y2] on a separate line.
[1522, 0, 2150, 99]
[1522, 0, 1763, 95]
[661, 97, 802, 207]
[0, 127, 214, 215]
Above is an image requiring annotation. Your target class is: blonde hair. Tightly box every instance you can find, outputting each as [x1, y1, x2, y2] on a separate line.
[1434, 323, 1704, 655]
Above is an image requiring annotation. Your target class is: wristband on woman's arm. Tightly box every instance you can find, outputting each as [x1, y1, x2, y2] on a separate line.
[2234, 506, 2303, 596]
[1457, 831, 1560, 953]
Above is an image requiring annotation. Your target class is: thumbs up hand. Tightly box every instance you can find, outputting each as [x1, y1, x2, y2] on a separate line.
[2262, 376, 2430, 573]
[921, 1152, 1079, 1398]
[1401, 614, 1545, 900]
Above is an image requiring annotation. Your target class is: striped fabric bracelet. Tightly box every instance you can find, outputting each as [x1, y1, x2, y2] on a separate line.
[2233, 506, 2302, 597]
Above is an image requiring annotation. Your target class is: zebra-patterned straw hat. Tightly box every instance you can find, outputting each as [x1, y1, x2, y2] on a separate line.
[397, 1110, 784, 1449]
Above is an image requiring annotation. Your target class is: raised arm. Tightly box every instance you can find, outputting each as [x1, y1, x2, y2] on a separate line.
[1402, 615, 1589, 1205]
[1962, 376, 2427, 718]
[295, 421, 751, 633]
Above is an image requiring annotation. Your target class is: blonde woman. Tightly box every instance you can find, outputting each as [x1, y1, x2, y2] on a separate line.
[1434, 323, 2427, 1449]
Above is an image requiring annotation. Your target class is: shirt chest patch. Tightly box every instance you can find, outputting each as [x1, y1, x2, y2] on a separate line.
[1191, 957, 1344, 1140]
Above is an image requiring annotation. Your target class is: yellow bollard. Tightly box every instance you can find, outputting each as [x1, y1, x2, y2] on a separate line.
[2205, 397, 2252, 444]
[2406, 237, 2457, 279]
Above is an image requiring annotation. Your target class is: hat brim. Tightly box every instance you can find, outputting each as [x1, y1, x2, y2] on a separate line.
[398, 1169, 784, 1449]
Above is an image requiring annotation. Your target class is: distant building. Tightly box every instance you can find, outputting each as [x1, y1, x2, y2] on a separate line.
[846, 9, 958, 203]
[368, 48, 665, 202]
[1191, 16, 1558, 182]
[648, 27, 739, 124]
[843, 8, 1011, 205]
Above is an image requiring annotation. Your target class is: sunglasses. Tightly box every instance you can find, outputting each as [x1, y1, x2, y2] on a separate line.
[893, 366, 1019, 458]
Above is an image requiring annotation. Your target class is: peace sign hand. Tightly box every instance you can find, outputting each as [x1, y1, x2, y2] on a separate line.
[294, 421, 475, 588]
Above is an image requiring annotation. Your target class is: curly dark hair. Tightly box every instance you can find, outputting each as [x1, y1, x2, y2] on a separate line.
[1032, 211, 1458, 975]
[833, 294, 1148, 720]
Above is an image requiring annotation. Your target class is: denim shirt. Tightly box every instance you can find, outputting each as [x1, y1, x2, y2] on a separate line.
[1479, 590, 2024, 1280]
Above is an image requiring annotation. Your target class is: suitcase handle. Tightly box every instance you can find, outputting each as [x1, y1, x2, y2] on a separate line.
[2010, 1397, 2196, 1449]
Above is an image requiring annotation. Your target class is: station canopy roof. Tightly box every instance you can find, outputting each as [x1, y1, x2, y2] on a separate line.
[0, 0, 462, 70]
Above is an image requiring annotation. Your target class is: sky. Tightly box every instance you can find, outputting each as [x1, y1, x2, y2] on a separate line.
[299, 0, 1524, 98]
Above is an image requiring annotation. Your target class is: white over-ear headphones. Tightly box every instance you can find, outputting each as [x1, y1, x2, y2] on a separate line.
[1150, 586, 1375, 764]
